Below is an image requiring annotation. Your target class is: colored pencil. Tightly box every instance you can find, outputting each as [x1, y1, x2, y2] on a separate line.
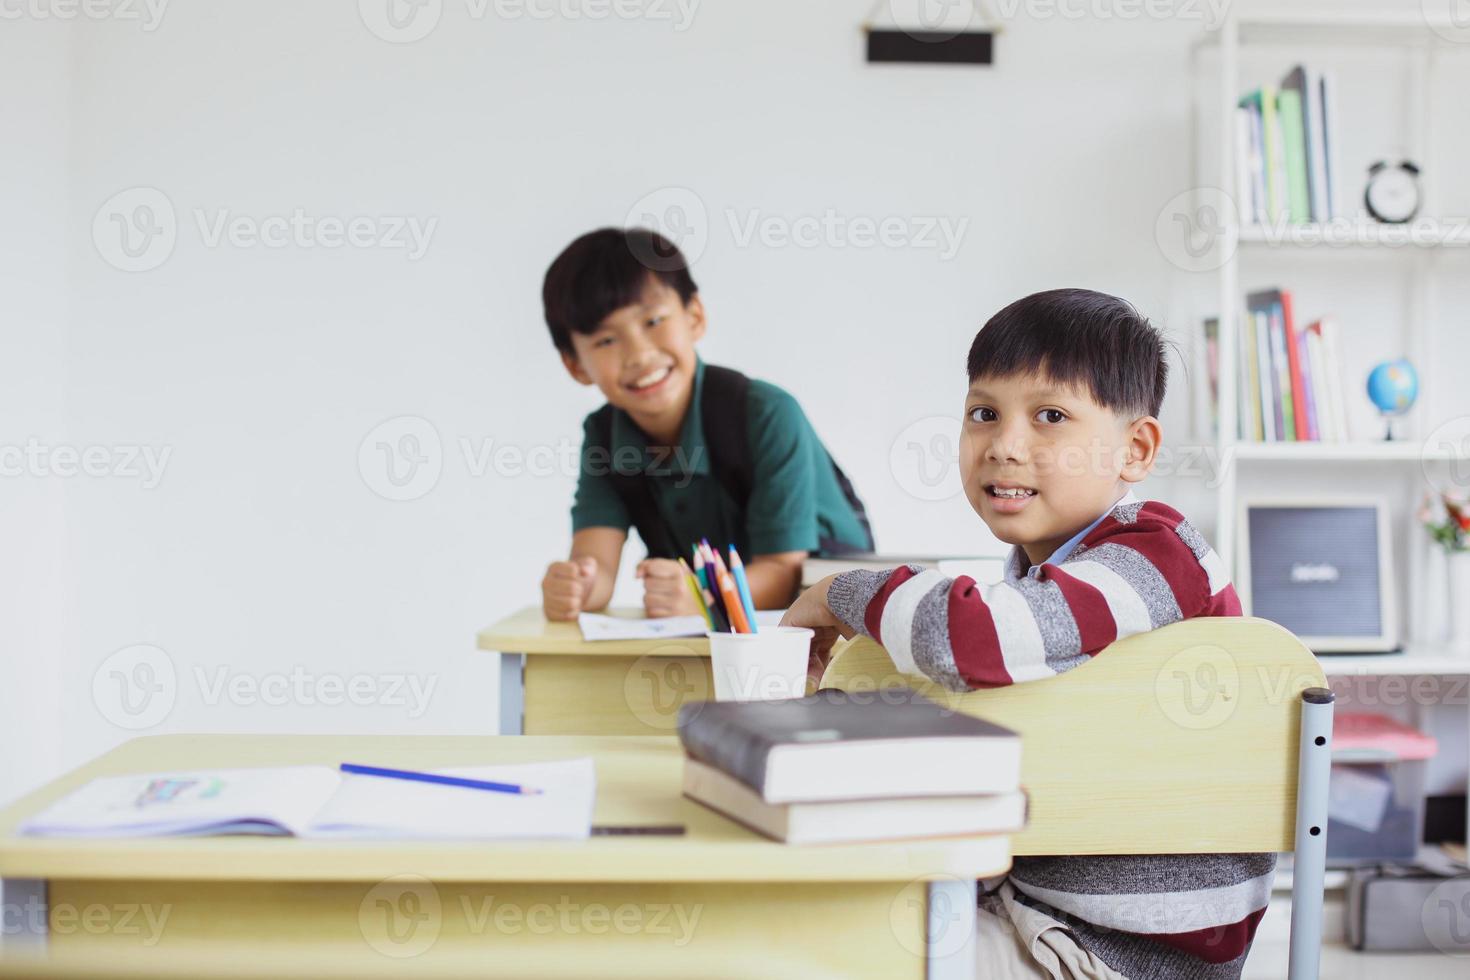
[728, 546, 759, 634]
[678, 558, 714, 630]
[691, 546, 710, 590]
[692, 549, 729, 630]
[713, 559, 751, 634]
[704, 586, 730, 633]
[340, 763, 541, 795]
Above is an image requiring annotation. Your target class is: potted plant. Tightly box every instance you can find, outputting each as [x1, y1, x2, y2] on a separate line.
[1419, 492, 1470, 654]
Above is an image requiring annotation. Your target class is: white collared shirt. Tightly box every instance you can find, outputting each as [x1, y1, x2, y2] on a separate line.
[1010, 489, 1139, 581]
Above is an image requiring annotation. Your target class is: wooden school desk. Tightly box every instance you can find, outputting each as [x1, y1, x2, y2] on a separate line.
[479, 607, 718, 736]
[0, 735, 1010, 980]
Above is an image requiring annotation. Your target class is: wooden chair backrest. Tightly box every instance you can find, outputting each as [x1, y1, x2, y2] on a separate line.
[818, 617, 1325, 854]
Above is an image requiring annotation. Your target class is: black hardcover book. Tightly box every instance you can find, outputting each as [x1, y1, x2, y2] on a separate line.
[676, 689, 1020, 804]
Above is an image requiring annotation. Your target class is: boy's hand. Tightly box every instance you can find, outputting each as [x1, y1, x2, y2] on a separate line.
[780, 575, 855, 683]
[806, 626, 840, 690]
[542, 557, 598, 621]
[778, 574, 848, 633]
[637, 559, 699, 618]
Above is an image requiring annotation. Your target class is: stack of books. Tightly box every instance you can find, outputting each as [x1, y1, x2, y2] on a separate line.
[677, 690, 1025, 845]
[1207, 290, 1350, 443]
[1236, 64, 1340, 226]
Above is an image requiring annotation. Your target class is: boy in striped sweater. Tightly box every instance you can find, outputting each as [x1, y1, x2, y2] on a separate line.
[782, 289, 1272, 979]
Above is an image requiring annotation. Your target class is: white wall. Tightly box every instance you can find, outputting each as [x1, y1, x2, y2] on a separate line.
[1, 16, 72, 802]
[4, 1, 1466, 805]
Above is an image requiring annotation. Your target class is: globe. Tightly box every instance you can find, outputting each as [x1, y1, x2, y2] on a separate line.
[1366, 359, 1418, 440]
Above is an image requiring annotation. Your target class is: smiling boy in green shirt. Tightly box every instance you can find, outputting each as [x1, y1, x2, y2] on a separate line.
[539, 227, 871, 621]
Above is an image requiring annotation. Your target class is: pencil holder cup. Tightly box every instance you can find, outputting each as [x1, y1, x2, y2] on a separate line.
[707, 627, 813, 702]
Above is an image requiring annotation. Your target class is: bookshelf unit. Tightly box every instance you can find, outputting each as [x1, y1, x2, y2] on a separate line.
[1203, 10, 1470, 622]
[1199, 9, 1470, 855]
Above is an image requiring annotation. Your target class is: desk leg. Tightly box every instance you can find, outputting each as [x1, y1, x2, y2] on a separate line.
[1, 877, 48, 950]
[926, 878, 977, 980]
[499, 653, 525, 736]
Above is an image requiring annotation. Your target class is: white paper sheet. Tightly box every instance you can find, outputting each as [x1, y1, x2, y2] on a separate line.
[578, 613, 708, 641]
[578, 609, 787, 641]
[307, 758, 596, 840]
[21, 759, 598, 841]
[19, 767, 341, 838]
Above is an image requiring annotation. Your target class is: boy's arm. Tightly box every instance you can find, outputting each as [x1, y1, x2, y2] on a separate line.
[570, 527, 624, 611]
[543, 527, 626, 621]
[742, 550, 806, 609]
[546, 413, 632, 620]
[813, 519, 1222, 691]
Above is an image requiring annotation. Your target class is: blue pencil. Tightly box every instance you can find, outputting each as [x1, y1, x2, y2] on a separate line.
[691, 544, 710, 590]
[340, 763, 542, 796]
[728, 546, 759, 634]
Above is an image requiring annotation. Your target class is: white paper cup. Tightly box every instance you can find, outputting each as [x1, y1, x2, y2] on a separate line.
[707, 626, 814, 702]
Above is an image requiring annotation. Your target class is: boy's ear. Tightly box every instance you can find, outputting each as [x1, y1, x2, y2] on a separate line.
[685, 293, 707, 343]
[559, 348, 595, 387]
[1120, 415, 1162, 483]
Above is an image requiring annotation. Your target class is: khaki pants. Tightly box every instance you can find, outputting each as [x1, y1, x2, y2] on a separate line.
[975, 882, 1129, 980]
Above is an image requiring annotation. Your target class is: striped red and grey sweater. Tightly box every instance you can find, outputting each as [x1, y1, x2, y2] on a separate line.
[826, 492, 1274, 980]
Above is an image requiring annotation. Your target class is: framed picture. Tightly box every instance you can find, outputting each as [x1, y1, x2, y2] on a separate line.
[1236, 497, 1398, 653]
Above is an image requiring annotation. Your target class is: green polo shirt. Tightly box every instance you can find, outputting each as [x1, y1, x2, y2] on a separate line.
[571, 361, 870, 558]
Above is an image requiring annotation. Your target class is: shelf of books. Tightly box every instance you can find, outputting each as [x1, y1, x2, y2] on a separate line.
[1202, 12, 1465, 646]
[1202, 293, 1366, 450]
[1234, 63, 1338, 231]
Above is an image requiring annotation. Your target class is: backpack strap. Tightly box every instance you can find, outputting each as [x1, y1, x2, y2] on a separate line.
[587, 405, 682, 559]
[697, 365, 755, 511]
[821, 455, 875, 555]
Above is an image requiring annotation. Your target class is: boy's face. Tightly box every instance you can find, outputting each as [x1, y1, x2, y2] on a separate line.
[560, 278, 706, 440]
[959, 372, 1161, 567]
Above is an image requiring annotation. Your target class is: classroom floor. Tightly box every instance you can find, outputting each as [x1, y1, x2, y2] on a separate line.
[1243, 890, 1466, 979]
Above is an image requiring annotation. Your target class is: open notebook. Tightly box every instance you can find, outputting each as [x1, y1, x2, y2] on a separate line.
[19, 759, 595, 840]
[578, 609, 786, 642]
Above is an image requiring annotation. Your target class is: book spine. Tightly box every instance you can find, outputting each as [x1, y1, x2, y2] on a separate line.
[1258, 311, 1281, 440]
[1237, 315, 1252, 441]
[1201, 318, 1220, 441]
[1255, 312, 1275, 441]
[1304, 67, 1330, 222]
[1281, 292, 1309, 440]
[1248, 106, 1269, 226]
[1269, 305, 1293, 441]
[1318, 317, 1350, 440]
[1304, 326, 1327, 441]
[1242, 310, 1260, 440]
[1320, 72, 1340, 220]
[1276, 88, 1311, 224]
[677, 713, 776, 796]
[1260, 87, 1288, 223]
[1297, 327, 1320, 441]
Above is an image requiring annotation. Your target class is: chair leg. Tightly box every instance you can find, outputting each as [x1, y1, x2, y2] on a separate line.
[926, 878, 978, 980]
[0, 877, 47, 949]
[1287, 687, 1335, 980]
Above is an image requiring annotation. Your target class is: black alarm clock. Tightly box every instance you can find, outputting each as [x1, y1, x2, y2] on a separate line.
[1364, 160, 1421, 224]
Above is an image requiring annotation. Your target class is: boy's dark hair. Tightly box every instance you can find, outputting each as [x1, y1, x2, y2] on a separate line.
[542, 228, 699, 355]
[966, 288, 1168, 418]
